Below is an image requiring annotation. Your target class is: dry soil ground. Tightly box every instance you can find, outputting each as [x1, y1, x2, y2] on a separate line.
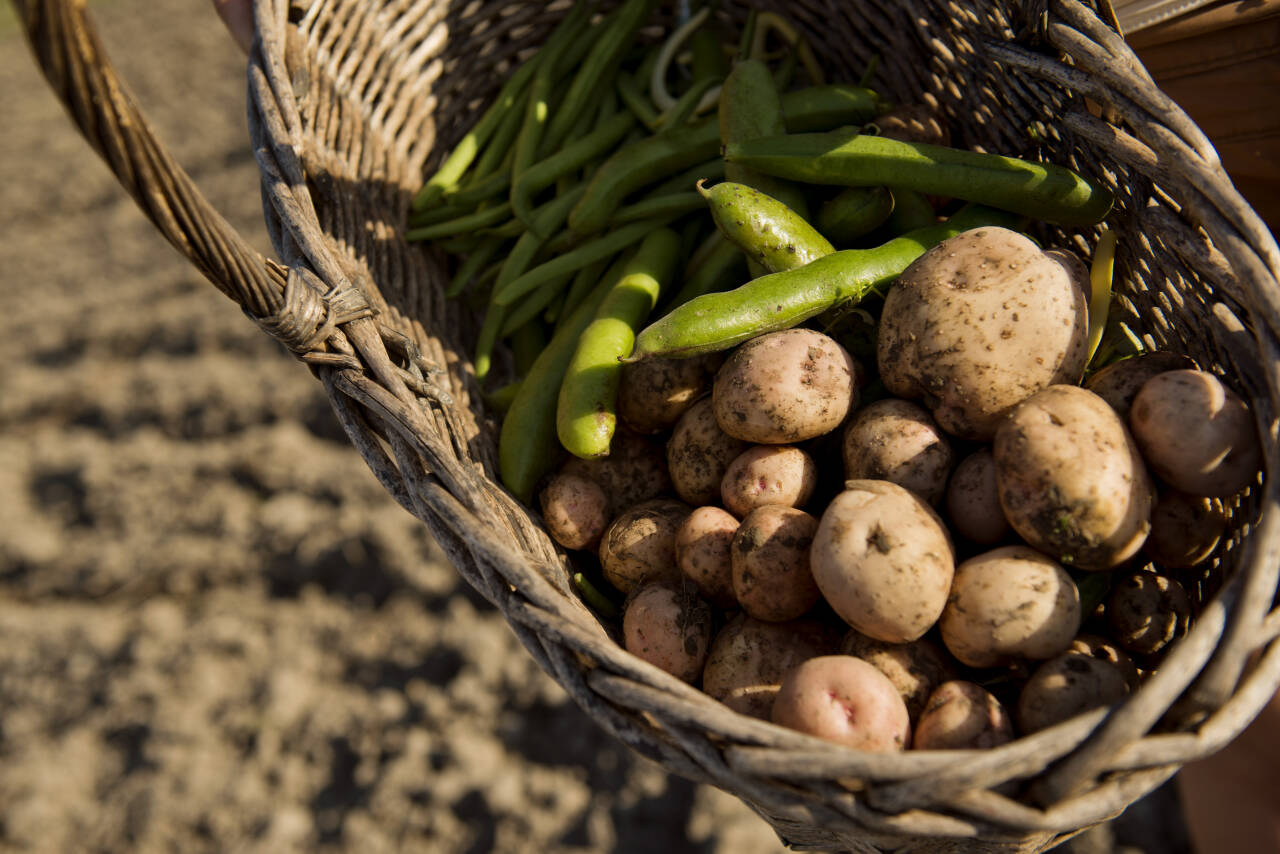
[0, 2, 1190, 852]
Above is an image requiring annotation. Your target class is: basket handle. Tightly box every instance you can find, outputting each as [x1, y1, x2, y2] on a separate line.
[14, 0, 298, 333]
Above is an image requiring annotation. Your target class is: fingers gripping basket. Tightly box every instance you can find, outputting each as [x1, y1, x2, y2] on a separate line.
[17, 0, 1280, 850]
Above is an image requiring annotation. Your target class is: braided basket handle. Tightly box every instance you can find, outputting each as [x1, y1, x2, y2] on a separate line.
[14, 0, 291, 324]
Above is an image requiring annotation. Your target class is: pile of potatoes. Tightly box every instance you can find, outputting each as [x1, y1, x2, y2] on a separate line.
[537, 225, 1262, 753]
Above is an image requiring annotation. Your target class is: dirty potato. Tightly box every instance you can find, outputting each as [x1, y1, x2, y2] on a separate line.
[877, 227, 1090, 440]
[539, 472, 610, 551]
[563, 428, 671, 516]
[840, 630, 955, 722]
[842, 398, 954, 506]
[673, 506, 739, 609]
[622, 580, 714, 683]
[598, 498, 691, 594]
[945, 449, 1011, 546]
[994, 385, 1154, 571]
[667, 397, 750, 505]
[772, 656, 912, 751]
[618, 354, 717, 435]
[702, 614, 840, 719]
[731, 505, 821, 622]
[810, 479, 955, 644]
[1016, 651, 1130, 733]
[721, 445, 818, 517]
[713, 329, 857, 443]
[1083, 351, 1197, 420]
[913, 681, 1015, 750]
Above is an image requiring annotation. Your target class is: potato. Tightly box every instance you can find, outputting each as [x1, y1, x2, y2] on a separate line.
[563, 428, 671, 516]
[810, 480, 955, 643]
[940, 545, 1081, 668]
[618, 354, 717, 435]
[945, 449, 1011, 546]
[994, 385, 1154, 571]
[1129, 369, 1261, 497]
[598, 498, 690, 594]
[913, 681, 1014, 750]
[1144, 490, 1226, 569]
[842, 398, 954, 505]
[731, 505, 821, 622]
[721, 445, 818, 517]
[713, 329, 857, 443]
[839, 630, 955, 721]
[667, 397, 749, 505]
[1068, 634, 1141, 691]
[673, 506, 739, 609]
[771, 656, 911, 751]
[1016, 652, 1130, 733]
[539, 472, 609, 551]
[702, 614, 839, 719]
[878, 227, 1090, 439]
[622, 580, 713, 683]
[1083, 352, 1197, 420]
[1106, 569, 1193, 658]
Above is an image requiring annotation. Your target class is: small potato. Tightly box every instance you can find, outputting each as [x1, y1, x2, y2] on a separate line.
[913, 681, 1014, 750]
[622, 580, 714, 683]
[1068, 634, 1141, 691]
[842, 399, 954, 505]
[713, 329, 857, 443]
[1144, 490, 1226, 569]
[810, 480, 955, 644]
[1017, 652, 1130, 733]
[667, 397, 750, 505]
[1083, 352, 1197, 420]
[598, 499, 691, 594]
[945, 449, 1011, 546]
[732, 506, 821, 622]
[702, 615, 839, 719]
[940, 546, 1081, 668]
[1129, 369, 1261, 497]
[1106, 569, 1193, 658]
[721, 445, 818, 517]
[840, 631, 955, 721]
[878, 227, 1090, 440]
[539, 473, 609, 551]
[772, 656, 911, 751]
[618, 354, 717, 435]
[674, 506, 740, 609]
[563, 428, 671, 516]
[995, 385, 1154, 571]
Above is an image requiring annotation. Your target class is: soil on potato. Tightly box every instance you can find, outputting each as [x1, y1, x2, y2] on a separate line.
[0, 2, 1187, 852]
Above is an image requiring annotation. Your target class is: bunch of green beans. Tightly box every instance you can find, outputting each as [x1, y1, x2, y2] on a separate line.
[408, 3, 1112, 508]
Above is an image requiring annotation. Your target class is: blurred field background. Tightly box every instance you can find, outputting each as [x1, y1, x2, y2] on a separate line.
[0, 1, 1212, 852]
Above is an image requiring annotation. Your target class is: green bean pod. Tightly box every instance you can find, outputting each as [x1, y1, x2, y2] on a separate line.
[569, 84, 888, 233]
[725, 129, 1115, 226]
[610, 191, 704, 226]
[631, 205, 1025, 360]
[883, 188, 936, 234]
[718, 58, 809, 218]
[557, 229, 682, 459]
[498, 254, 630, 502]
[698, 180, 834, 273]
[512, 2, 593, 185]
[404, 202, 513, 242]
[816, 185, 894, 244]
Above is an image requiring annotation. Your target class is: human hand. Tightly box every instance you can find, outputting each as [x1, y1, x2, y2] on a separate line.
[212, 0, 254, 53]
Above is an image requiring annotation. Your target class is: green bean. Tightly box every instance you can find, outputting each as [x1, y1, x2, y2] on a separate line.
[719, 58, 809, 217]
[404, 202, 513, 242]
[569, 84, 887, 233]
[447, 237, 506, 298]
[572, 572, 620, 618]
[499, 255, 630, 502]
[408, 201, 476, 228]
[556, 256, 613, 334]
[649, 158, 725, 197]
[883, 188, 936, 234]
[772, 44, 799, 90]
[442, 169, 512, 209]
[631, 205, 1025, 360]
[511, 111, 637, 232]
[664, 234, 747, 310]
[493, 217, 675, 307]
[500, 270, 575, 337]
[816, 186, 894, 244]
[724, 128, 1115, 226]
[412, 48, 541, 210]
[656, 76, 722, 130]
[510, 320, 548, 377]
[617, 71, 663, 131]
[541, 0, 657, 156]
[472, 100, 523, 181]
[557, 228, 681, 458]
[484, 379, 523, 415]
[493, 184, 587, 298]
[698, 180, 834, 272]
[691, 23, 729, 84]
[610, 191, 704, 226]
[473, 302, 506, 383]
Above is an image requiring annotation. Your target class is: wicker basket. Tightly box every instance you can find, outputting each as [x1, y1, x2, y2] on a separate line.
[17, 0, 1280, 850]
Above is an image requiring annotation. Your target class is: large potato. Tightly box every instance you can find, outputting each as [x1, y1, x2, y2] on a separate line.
[840, 630, 955, 722]
[721, 445, 817, 517]
[842, 398, 953, 506]
[1129, 369, 1261, 497]
[667, 397, 749, 505]
[1017, 652, 1130, 733]
[877, 227, 1090, 439]
[810, 480, 955, 644]
[618, 354, 717, 435]
[731, 505, 821, 622]
[598, 499, 690, 594]
[702, 614, 839, 719]
[622, 580, 713, 683]
[1083, 351, 1197, 420]
[674, 506, 739, 609]
[772, 656, 911, 751]
[940, 545, 1081, 668]
[994, 385, 1154, 571]
[713, 329, 857, 443]
[945, 449, 1011, 546]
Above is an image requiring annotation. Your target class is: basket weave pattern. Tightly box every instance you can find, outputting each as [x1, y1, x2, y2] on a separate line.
[16, 0, 1280, 850]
